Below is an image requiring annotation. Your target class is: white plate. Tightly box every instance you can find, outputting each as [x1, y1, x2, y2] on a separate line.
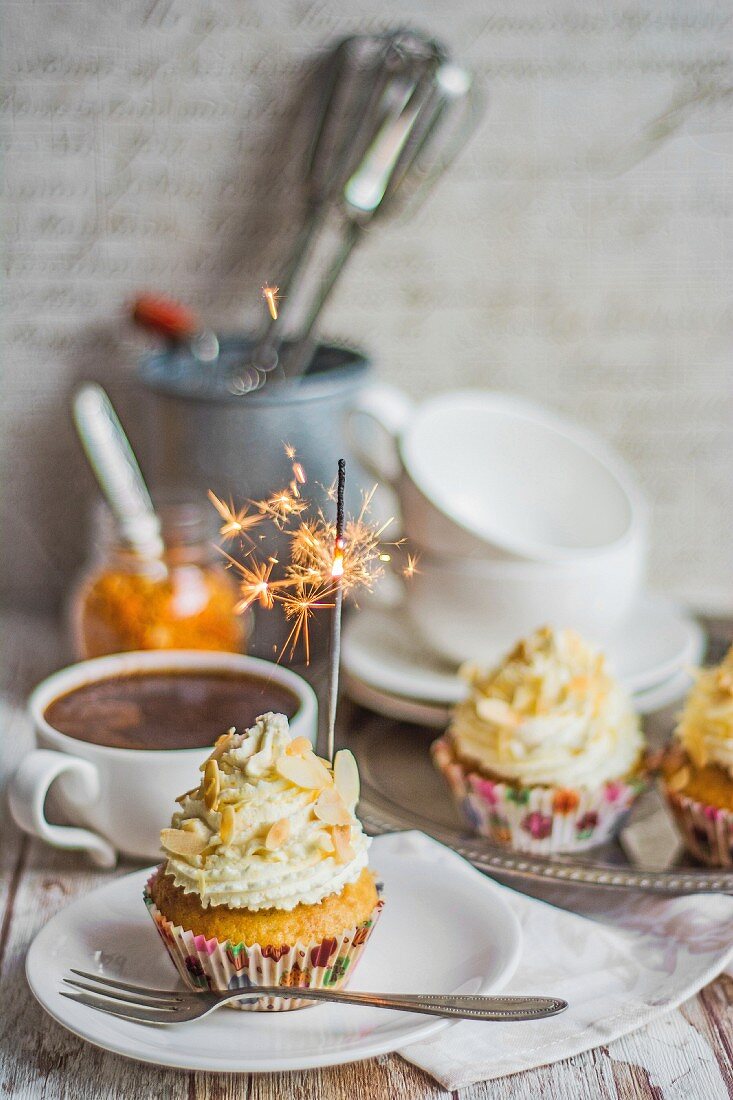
[632, 668, 694, 714]
[345, 664, 694, 725]
[343, 594, 705, 705]
[26, 831, 522, 1073]
[344, 672, 452, 727]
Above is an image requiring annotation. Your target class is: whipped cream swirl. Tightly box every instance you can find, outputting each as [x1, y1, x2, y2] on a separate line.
[676, 644, 733, 778]
[161, 712, 369, 910]
[449, 626, 643, 789]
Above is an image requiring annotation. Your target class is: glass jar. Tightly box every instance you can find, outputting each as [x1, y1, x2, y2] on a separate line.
[69, 501, 247, 659]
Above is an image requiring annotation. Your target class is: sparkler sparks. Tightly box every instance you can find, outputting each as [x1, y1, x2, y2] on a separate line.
[262, 285, 280, 320]
[216, 548, 282, 612]
[281, 582, 335, 665]
[207, 490, 263, 543]
[287, 487, 391, 596]
[210, 447, 404, 667]
[403, 552, 421, 579]
[257, 488, 308, 528]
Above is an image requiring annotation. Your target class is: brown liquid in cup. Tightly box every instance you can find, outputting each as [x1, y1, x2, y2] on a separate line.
[44, 670, 300, 751]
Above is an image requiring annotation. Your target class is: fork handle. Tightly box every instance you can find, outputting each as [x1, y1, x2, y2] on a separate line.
[216, 988, 567, 1020]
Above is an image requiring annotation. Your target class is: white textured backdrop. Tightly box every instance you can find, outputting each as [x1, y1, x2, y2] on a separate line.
[3, 0, 732, 611]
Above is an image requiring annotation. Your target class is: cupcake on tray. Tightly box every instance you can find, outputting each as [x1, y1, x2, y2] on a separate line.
[662, 644, 733, 867]
[145, 712, 383, 1010]
[432, 626, 646, 854]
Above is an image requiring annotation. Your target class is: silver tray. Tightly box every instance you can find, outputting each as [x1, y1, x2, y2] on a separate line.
[345, 710, 733, 895]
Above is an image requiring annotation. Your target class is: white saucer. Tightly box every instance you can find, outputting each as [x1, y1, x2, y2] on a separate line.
[27, 832, 521, 1074]
[344, 673, 453, 727]
[342, 594, 705, 706]
[345, 665, 694, 726]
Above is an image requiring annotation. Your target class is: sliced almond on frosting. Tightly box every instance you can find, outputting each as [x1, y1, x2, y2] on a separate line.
[333, 749, 359, 810]
[667, 766, 690, 793]
[567, 675, 590, 694]
[180, 818, 208, 839]
[313, 787, 352, 826]
[285, 736, 313, 757]
[175, 785, 201, 805]
[717, 670, 733, 694]
[161, 828, 208, 858]
[209, 727, 237, 761]
[476, 697, 519, 727]
[219, 804, 237, 845]
[265, 817, 290, 850]
[276, 751, 332, 790]
[332, 825, 355, 863]
[203, 759, 221, 810]
[317, 831, 335, 853]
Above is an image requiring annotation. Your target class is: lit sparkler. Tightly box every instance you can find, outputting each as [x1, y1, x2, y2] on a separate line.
[326, 459, 347, 761]
[210, 446, 404, 694]
[287, 487, 392, 595]
[262, 285, 281, 320]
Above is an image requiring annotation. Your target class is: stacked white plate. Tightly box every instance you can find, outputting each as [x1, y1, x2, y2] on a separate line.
[342, 595, 705, 726]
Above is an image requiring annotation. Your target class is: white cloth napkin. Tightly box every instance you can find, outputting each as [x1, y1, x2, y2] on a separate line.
[399, 872, 733, 1088]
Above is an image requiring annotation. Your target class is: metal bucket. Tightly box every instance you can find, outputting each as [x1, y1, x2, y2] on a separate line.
[136, 335, 373, 512]
[135, 336, 376, 665]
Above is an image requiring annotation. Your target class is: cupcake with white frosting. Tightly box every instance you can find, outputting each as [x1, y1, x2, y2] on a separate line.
[432, 626, 646, 853]
[145, 713, 383, 1010]
[662, 644, 733, 866]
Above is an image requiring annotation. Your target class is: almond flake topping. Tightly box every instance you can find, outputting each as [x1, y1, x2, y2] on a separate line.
[209, 727, 237, 761]
[333, 749, 360, 810]
[285, 736, 313, 757]
[717, 671, 733, 695]
[276, 750, 333, 790]
[667, 766, 690, 793]
[219, 804, 237, 845]
[313, 787, 352, 826]
[567, 675, 590, 694]
[161, 827, 208, 858]
[332, 824, 355, 863]
[203, 758, 221, 811]
[175, 785, 201, 805]
[476, 697, 519, 727]
[265, 817, 290, 850]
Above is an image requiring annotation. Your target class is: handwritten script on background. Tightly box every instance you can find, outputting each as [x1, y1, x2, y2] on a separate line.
[3, 1, 732, 609]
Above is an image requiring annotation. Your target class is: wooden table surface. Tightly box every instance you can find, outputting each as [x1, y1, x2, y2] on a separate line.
[1, 613, 732, 1099]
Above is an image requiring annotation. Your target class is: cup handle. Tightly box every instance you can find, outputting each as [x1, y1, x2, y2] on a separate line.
[345, 383, 414, 486]
[8, 750, 117, 868]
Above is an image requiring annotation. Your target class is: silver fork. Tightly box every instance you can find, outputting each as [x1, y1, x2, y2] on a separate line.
[61, 969, 567, 1026]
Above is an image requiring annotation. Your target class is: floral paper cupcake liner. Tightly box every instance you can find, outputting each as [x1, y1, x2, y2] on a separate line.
[144, 875, 385, 1011]
[432, 736, 646, 855]
[663, 790, 733, 868]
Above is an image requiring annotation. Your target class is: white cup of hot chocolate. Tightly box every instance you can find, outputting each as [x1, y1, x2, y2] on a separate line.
[8, 650, 318, 867]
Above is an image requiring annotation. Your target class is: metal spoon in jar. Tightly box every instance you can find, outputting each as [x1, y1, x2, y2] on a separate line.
[72, 384, 166, 568]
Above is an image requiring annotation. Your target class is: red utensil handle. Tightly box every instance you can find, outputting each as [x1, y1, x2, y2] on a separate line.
[131, 294, 198, 339]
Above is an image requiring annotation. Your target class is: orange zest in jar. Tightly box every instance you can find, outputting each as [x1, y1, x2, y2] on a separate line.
[70, 502, 247, 659]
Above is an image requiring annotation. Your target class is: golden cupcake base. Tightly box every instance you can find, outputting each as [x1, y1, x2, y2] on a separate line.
[145, 868, 384, 1011]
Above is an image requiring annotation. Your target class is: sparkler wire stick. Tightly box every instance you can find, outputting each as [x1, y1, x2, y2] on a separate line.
[326, 459, 346, 762]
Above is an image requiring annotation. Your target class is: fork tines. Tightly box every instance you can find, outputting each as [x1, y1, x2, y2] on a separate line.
[61, 970, 188, 1025]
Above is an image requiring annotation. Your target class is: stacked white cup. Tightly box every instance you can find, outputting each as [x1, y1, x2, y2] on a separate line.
[347, 387, 648, 666]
